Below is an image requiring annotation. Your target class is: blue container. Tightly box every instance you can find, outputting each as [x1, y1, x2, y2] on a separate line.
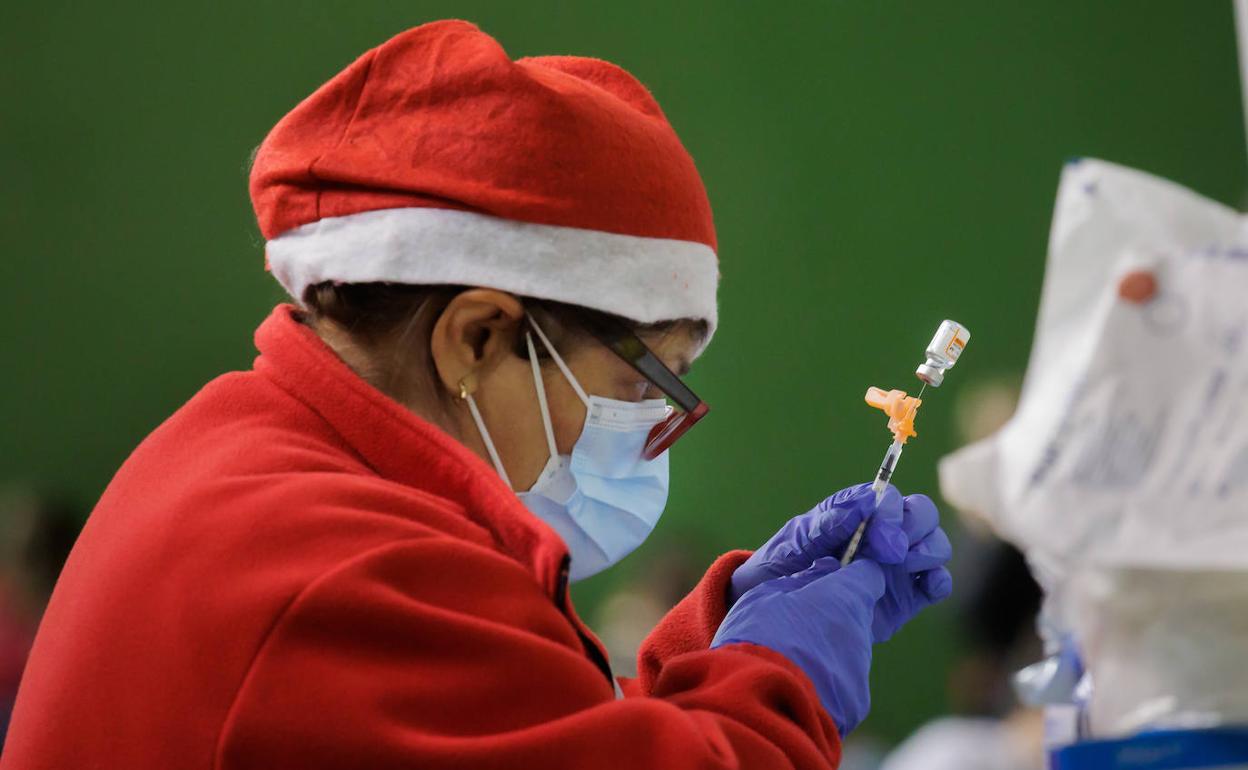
[1051, 728, 1248, 769]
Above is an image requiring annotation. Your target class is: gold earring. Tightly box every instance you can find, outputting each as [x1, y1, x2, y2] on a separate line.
[458, 372, 478, 400]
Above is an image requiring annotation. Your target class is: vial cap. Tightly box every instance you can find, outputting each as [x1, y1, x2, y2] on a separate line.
[916, 363, 945, 387]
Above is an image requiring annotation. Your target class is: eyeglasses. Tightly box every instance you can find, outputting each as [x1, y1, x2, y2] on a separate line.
[581, 315, 710, 460]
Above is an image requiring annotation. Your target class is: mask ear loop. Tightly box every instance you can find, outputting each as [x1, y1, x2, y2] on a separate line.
[460, 378, 514, 490]
[527, 314, 591, 409]
[524, 331, 559, 461]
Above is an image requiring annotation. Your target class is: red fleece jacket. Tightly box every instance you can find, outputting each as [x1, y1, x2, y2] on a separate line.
[2, 305, 842, 769]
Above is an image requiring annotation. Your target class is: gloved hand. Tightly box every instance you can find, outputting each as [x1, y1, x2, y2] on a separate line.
[871, 489, 954, 643]
[728, 483, 908, 607]
[712, 557, 885, 737]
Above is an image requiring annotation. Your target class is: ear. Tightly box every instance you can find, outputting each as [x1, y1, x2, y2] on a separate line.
[430, 289, 526, 397]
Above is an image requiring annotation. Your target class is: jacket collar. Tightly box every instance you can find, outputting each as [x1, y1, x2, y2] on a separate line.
[252, 304, 570, 593]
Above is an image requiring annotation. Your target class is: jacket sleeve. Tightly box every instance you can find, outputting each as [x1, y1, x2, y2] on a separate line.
[216, 538, 842, 770]
[632, 549, 752, 696]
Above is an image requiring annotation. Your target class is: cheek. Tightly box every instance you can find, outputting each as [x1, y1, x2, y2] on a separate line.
[541, 373, 588, 455]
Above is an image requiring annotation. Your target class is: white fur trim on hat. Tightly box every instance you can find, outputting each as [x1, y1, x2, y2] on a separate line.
[266, 207, 720, 337]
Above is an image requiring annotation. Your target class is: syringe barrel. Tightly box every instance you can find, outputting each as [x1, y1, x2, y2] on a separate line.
[842, 441, 905, 565]
[872, 441, 904, 498]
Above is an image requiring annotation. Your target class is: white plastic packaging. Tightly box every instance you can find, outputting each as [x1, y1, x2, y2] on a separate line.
[940, 158, 1248, 576]
[1073, 566, 1248, 736]
[938, 158, 1248, 739]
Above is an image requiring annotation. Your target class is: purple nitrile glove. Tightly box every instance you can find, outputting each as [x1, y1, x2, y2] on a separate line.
[871, 490, 954, 643]
[712, 557, 885, 737]
[728, 483, 908, 607]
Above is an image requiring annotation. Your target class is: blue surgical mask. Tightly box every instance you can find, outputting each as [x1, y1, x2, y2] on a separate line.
[463, 315, 671, 582]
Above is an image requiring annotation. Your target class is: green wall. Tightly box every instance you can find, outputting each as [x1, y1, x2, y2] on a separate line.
[5, 0, 1245, 747]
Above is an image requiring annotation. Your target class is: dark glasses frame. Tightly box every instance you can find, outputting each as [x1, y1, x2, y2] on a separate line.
[580, 315, 710, 460]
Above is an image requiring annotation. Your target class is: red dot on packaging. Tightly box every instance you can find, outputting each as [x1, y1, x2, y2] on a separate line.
[1118, 270, 1158, 304]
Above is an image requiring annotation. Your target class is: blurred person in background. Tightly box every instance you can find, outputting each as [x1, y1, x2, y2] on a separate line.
[880, 538, 1044, 770]
[3, 21, 952, 770]
[0, 489, 80, 741]
[593, 544, 700, 679]
[880, 375, 1044, 770]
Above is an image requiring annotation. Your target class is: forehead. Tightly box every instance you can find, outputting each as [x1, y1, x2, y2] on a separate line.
[556, 318, 706, 379]
[637, 323, 703, 376]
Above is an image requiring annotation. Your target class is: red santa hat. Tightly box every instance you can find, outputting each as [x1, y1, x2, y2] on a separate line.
[249, 20, 719, 336]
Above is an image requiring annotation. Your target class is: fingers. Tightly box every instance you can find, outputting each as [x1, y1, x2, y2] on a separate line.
[780, 555, 843, 590]
[787, 557, 884, 603]
[729, 484, 879, 604]
[824, 482, 875, 509]
[731, 558, 837, 607]
[873, 485, 904, 528]
[901, 493, 939, 544]
[736, 497, 865, 590]
[903, 525, 952, 573]
[813, 484, 873, 543]
[918, 567, 953, 602]
[900, 495, 952, 588]
[836, 559, 886, 601]
[861, 485, 907, 564]
[861, 524, 908, 564]
[735, 485, 945, 608]
[806, 484, 902, 564]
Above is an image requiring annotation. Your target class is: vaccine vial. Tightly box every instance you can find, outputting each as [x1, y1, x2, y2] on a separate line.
[915, 320, 970, 387]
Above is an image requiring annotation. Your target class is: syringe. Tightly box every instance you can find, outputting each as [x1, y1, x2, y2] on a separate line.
[841, 430, 914, 564]
[840, 389, 922, 565]
[840, 321, 970, 566]
[872, 440, 904, 504]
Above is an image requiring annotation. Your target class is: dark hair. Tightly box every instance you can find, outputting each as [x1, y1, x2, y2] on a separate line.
[0, 489, 82, 601]
[957, 540, 1043, 659]
[23, 498, 81, 599]
[298, 282, 706, 409]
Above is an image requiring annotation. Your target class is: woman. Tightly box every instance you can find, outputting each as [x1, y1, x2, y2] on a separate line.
[2, 20, 952, 770]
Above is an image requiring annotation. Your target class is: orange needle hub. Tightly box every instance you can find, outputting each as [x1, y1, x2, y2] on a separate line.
[865, 387, 923, 444]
